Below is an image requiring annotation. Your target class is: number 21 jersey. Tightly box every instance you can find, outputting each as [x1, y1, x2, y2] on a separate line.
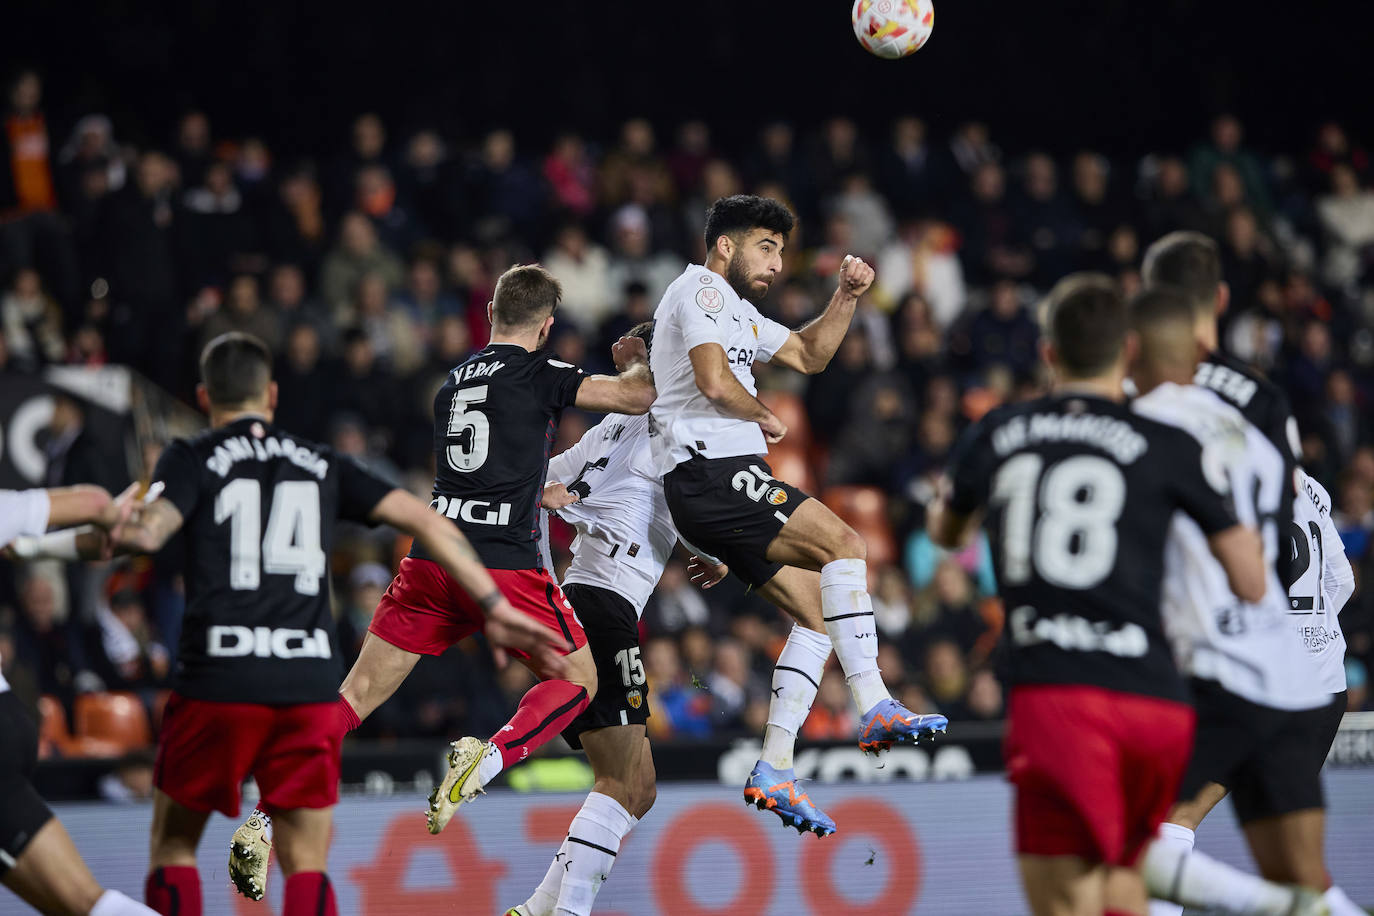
[947, 393, 1237, 701]
[416, 343, 585, 570]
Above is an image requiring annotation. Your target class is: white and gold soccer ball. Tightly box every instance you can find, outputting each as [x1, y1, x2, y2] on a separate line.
[851, 0, 935, 59]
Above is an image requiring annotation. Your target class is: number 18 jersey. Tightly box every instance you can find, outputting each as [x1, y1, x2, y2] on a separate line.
[947, 393, 1238, 702]
[414, 343, 585, 570]
[152, 417, 394, 704]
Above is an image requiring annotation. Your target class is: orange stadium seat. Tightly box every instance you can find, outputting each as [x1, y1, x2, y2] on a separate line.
[759, 390, 812, 451]
[821, 485, 898, 566]
[39, 694, 126, 759]
[767, 445, 818, 495]
[73, 692, 152, 755]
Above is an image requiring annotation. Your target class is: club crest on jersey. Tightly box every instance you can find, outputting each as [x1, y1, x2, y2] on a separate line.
[766, 486, 788, 506]
[695, 286, 724, 313]
[626, 688, 643, 709]
[750, 321, 759, 339]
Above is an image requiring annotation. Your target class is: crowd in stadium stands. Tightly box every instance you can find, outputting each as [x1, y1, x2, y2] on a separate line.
[2, 68, 1372, 765]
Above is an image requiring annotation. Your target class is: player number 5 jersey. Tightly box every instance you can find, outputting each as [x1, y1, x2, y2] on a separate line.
[649, 264, 790, 476]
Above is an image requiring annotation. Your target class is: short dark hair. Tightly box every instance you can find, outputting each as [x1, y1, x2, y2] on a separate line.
[492, 264, 562, 329]
[1129, 285, 1197, 334]
[1042, 273, 1127, 378]
[200, 332, 272, 407]
[627, 320, 655, 357]
[1141, 231, 1222, 315]
[703, 195, 795, 253]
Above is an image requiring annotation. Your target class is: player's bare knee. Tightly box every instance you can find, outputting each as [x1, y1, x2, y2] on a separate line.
[826, 525, 867, 564]
[569, 653, 598, 698]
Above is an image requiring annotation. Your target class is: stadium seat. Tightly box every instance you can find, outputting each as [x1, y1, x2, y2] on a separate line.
[37, 694, 72, 759]
[759, 390, 812, 451]
[767, 445, 817, 495]
[73, 692, 152, 755]
[821, 485, 898, 566]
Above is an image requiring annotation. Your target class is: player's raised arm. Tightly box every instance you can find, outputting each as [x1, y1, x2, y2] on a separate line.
[368, 488, 570, 672]
[573, 335, 656, 416]
[768, 255, 875, 375]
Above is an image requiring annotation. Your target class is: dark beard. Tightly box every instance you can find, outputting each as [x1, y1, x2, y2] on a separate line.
[725, 254, 766, 303]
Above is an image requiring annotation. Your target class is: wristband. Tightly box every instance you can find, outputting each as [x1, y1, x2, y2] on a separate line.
[11, 528, 81, 560]
[477, 589, 504, 612]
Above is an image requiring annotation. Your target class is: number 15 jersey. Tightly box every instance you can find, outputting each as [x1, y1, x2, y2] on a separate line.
[947, 393, 1237, 702]
[414, 343, 586, 570]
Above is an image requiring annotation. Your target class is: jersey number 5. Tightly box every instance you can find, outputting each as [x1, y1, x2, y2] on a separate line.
[446, 386, 491, 473]
[991, 454, 1126, 589]
[214, 480, 327, 595]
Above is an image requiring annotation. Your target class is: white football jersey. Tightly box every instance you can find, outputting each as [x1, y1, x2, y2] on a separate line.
[1133, 383, 1327, 711]
[0, 488, 52, 693]
[546, 413, 680, 617]
[1289, 470, 1355, 694]
[648, 264, 791, 476]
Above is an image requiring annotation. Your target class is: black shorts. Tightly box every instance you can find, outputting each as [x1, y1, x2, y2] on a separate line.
[662, 453, 810, 589]
[1179, 678, 1343, 823]
[560, 583, 650, 750]
[0, 691, 55, 875]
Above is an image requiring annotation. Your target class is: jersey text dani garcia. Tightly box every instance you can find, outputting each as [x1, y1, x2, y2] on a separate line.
[153, 418, 394, 705]
[415, 343, 585, 570]
[947, 394, 1237, 701]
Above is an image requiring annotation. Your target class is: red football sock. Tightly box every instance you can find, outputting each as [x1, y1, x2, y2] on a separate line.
[145, 865, 202, 916]
[283, 872, 338, 916]
[336, 694, 361, 733]
[492, 680, 589, 768]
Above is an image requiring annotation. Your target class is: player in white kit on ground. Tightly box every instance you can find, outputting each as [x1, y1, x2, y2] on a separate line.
[1125, 288, 1328, 916]
[649, 195, 946, 837]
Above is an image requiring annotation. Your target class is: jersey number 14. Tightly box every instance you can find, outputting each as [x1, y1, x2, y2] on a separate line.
[214, 480, 327, 595]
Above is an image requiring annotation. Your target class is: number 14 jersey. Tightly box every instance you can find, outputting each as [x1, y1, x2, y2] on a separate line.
[947, 393, 1237, 702]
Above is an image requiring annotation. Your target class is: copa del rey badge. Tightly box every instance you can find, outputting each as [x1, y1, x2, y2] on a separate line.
[695, 286, 724, 313]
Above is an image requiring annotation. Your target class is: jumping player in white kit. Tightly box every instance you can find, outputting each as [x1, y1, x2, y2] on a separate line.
[650, 195, 947, 837]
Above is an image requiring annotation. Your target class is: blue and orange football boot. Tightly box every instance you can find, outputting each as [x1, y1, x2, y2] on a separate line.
[857, 698, 948, 754]
[743, 761, 836, 837]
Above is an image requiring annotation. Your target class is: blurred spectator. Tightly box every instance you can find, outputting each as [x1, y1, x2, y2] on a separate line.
[1317, 164, 1374, 288]
[1190, 114, 1272, 216]
[603, 204, 681, 310]
[182, 160, 259, 289]
[397, 254, 461, 328]
[827, 370, 918, 488]
[337, 562, 391, 661]
[804, 328, 872, 445]
[1, 266, 64, 369]
[266, 262, 334, 350]
[173, 111, 213, 187]
[643, 559, 711, 635]
[966, 669, 1004, 720]
[1070, 151, 1128, 271]
[319, 211, 405, 316]
[880, 116, 940, 220]
[1013, 152, 1079, 286]
[332, 327, 399, 435]
[923, 638, 971, 720]
[1140, 155, 1209, 240]
[354, 269, 423, 374]
[707, 639, 762, 729]
[944, 121, 1001, 185]
[667, 120, 713, 194]
[644, 635, 712, 738]
[544, 222, 612, 332]
[356, 164, 422, 256]
[829, 173, 896, 260]
[399, 129, 462, 241]
[911, 559, 989, 658]
[871, 565, 915, 637]
[1335, 471, 1374, 559]
[13, 572, 84, 702]
[1319, 370, 1370, 468]
[88, 586, 169, 692]
[200, 273, 283, 354]
[953, 162, 1032, 285]
[1220, 206, 1276, 310]
[267, 167, 328, 277]
[467, 128, 543, 238]
[56, 114, 126, 213]
[543, 133, 597, 218]
[949, 279, 1040, 383]
[1307, 122, 1368, 194]
[810, 117, 870, 201]
[328, 113, 390, 216]
[274, 322, 337, 442]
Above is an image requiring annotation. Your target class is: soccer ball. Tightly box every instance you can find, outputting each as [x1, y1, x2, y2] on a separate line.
[852, 0, 935, 59]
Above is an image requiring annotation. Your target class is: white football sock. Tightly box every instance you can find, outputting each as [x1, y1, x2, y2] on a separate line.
[552, 792, 637, 916]
[476, 741, 504, 787]
[1146, 822, 1192, 916]
[90, 889, 160, 916]
[760, 625, 831, 769]
[525, 840, 568, 916]
[819, 558, 889, 716]
[1143, 824, 1300, 916]
[1325, 886, 1368, 916]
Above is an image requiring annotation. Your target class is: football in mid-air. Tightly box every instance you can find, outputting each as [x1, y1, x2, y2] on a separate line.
[852, 0, 935, 59]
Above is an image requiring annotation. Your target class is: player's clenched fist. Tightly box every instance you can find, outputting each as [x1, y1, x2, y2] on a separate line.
[760, 412, 788, 445]
[838, 254, 875, 299]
